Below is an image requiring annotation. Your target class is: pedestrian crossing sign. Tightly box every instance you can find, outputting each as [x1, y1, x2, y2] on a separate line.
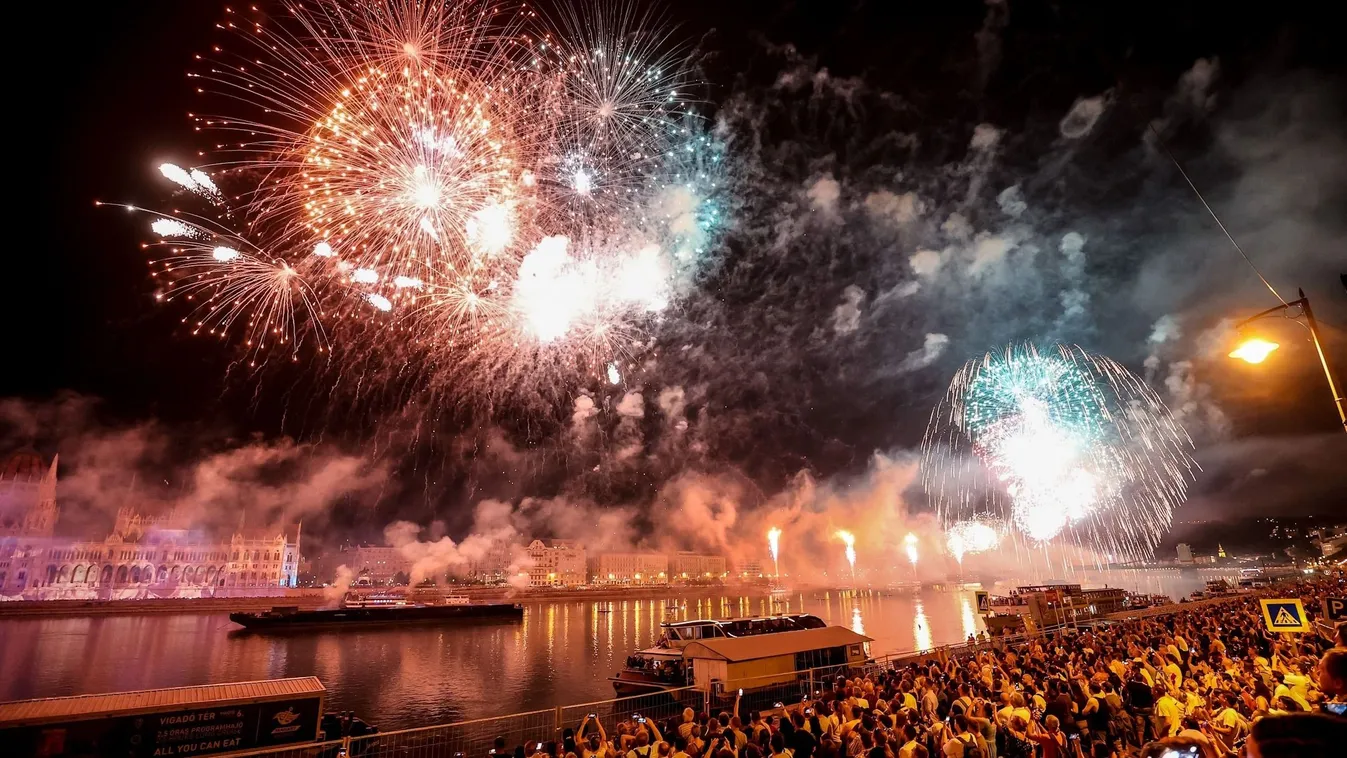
[1260, 598, 1311, 633]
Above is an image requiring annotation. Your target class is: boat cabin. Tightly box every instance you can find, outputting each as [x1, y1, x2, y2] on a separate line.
[680, 626, 872, 692]
[660, 614, 827, 648]
[984, 584, 1128, 626]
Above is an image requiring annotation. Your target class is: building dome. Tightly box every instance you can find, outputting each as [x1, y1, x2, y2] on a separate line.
[1, 448, 48, 483]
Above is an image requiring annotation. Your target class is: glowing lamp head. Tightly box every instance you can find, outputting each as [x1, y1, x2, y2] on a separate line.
[1229, 338, 1279, 364]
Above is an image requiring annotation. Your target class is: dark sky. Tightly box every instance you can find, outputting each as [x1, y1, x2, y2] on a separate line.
[2, 1, 1344, 540]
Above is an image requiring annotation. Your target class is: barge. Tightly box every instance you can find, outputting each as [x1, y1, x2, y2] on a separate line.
[230, 599, 522, 631]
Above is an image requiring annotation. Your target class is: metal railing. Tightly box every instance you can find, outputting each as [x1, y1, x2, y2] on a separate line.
[558, 686, 702, 739]
[209, 741, 349, 758]
[344, 706, 556, 757]
[717, 663, 852, 718]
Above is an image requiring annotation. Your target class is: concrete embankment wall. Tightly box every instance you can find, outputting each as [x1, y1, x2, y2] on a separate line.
[0, 584, 793, 618]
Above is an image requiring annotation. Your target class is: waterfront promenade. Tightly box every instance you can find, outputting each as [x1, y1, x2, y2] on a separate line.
[7, 579, 1342, 758]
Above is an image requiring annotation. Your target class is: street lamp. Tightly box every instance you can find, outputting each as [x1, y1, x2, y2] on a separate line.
[1228, 338, 1279, 364]
[1228, 288, 1346, 432]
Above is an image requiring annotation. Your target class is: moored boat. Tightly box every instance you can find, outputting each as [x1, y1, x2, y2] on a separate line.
[229, 601, 523, 632]
[609, 613, 831, 695]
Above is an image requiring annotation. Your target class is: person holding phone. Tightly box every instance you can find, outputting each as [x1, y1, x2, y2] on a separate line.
[579, 714, 611, 758]
[1026, 715, 1068, 758]
[626, 718, 663, 758]
[941, 714, 985, 758]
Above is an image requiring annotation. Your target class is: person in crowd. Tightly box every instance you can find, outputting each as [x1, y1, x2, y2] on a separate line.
[789, 712, 819, 758]
[998, 716, 1034, 758]
[1316, 647, 1346, 713]
[942, 714, 984, 758]
[1243, 712, 1347, 758]
[1025, 714, 1068, 758]
[680, 709, 698, 742]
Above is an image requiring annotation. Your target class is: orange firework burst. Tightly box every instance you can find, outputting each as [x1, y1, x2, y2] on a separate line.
[119, 0, 721, 411]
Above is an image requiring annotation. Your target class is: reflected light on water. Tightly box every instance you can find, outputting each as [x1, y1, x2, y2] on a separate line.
[913, 600, 932, 652]
[851, 602, 865, 636]
[960, 594, 978, 640]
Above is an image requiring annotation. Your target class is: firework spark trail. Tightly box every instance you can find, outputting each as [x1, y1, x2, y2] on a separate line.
[152, 233, 326, 360]
[158, 163, 222, 203]
[533, 0, 688, 207]
[98, 203, 331, 361]
[767, 526, 782, 579]
[903, 532, 919, 568]
[118, 0, 721, 408]
[835, 529, 857, 581]
[922, 343, 1195, 565]
[151, 218, 207, 239]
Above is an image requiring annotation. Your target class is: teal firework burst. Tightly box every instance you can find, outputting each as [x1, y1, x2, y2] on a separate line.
[922, 344, 1195, 565]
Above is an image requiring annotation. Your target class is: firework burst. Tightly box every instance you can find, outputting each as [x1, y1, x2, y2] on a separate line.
[922, 344, 1195, 565]
[117, 0, 722, 412]
[944, 518, 1000, 563]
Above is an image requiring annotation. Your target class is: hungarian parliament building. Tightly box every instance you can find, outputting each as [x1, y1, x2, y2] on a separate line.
[0, 449, 300, 599]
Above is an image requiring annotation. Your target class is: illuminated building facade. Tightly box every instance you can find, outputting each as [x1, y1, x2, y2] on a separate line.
[526, 539, 587, 587]
[0, 450, 301, 598]
[588, 552, 669, 585]
[668, 552, 728, 582]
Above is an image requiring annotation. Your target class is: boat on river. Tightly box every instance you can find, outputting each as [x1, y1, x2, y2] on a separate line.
[610, 613, 829, 696]
[229, 592, 522, 632]
[979, 583, 1137, 632]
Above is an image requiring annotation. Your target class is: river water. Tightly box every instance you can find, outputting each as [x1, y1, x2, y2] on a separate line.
[0, 570, 1229, 731]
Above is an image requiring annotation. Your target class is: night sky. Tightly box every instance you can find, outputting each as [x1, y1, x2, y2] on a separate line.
[3, 1, 1344, 548]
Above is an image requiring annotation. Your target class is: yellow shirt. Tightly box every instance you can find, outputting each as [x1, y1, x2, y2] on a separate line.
[1155, 696, 1182, 736]
[1163, 662, 1183, 688]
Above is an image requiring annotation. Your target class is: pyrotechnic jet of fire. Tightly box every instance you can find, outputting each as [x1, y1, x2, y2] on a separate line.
[835, 530, 857, 583]
[767, 527, 782, 580]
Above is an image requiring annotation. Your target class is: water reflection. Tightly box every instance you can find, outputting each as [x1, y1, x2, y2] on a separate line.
[0, 571, 1222, 730]
[960, 594, 977, 640]
[912, 600, 932, 652]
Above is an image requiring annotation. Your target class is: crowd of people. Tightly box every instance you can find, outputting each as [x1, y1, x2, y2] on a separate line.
[498, 579, 1347, 758]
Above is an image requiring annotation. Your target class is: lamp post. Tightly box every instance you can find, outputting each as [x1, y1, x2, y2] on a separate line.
[1228, 288, 1346, 432]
